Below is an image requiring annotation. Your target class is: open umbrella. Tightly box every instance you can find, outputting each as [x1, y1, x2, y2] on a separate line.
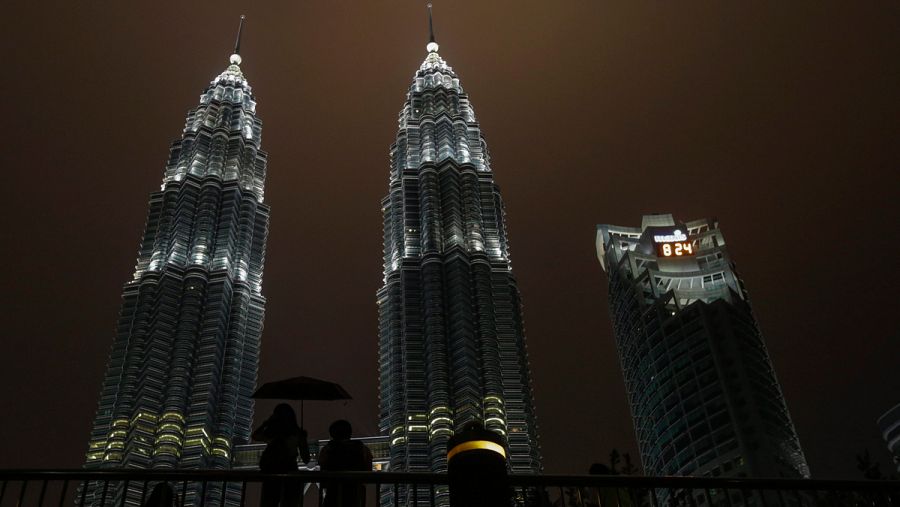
[252, 376, 352, 427]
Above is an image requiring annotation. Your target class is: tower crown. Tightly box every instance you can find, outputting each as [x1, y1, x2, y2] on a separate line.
[414, 3, 458, 92]
[161, 15, 266, 208]
[212, 15, 250, 92]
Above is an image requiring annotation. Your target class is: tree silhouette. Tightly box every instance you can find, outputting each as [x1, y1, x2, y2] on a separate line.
[858, 449, 885, 480]
[607, 448, 639, 475]
[856, 449, 898, 481]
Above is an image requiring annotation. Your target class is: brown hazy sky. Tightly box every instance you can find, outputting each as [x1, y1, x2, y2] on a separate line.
[1, 1, 898, 477]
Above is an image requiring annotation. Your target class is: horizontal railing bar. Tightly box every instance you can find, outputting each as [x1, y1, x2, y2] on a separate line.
[0, 469, 896, 493]
[505, 474, 900, 491]
[0, 470, 448, 485]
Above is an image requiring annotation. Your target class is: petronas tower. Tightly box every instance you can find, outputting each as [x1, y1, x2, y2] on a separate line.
[82, 19, 268, 506]
[377, 11, 542, 491]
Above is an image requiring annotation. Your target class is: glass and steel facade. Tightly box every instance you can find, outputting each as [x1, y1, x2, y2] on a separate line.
[878, 404, 900, 473]
[596, 214, 808, 483]
[376, 39, 542, 503]
[82, 50, 269, 506]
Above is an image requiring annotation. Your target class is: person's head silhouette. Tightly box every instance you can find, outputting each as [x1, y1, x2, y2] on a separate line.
[272, 403, 296, 422]
[269, 403, 299, 433]
[329, 419, 352, 440]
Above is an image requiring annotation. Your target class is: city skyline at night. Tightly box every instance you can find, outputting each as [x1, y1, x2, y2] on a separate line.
[1, 2, 897, 480]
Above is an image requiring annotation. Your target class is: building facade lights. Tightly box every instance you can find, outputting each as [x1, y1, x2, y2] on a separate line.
[596, 214, 810, 491]
[878, 404, 900, 473]
[82, 19, 267, 507]
[377, 11, 541, 505]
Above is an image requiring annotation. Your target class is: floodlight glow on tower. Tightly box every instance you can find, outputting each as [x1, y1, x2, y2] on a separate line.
[377, 6, 542, 505]
[82, 17, 269, 506]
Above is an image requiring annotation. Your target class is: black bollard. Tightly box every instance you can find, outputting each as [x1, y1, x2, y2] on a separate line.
[447, 422, 510, 507]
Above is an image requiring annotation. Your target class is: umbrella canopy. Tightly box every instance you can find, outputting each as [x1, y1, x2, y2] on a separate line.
[252, 376, 352, 401]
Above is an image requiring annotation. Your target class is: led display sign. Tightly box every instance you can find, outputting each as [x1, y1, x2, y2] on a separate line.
[653, 229, 695, 257]
[657, 241, 694, 257]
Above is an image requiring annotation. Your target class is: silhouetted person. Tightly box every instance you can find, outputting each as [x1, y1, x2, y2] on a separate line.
[447, 421, 510, 507]
[319, 420, 373, 507]
[143, 482, 177, 507]
[253, 403, 310, 507]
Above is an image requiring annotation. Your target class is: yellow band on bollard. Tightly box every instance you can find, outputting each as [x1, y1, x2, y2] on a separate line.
[447, 440, 507, 461]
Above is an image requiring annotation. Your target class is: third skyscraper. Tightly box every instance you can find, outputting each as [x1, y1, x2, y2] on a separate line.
[596, 214, 809, 487]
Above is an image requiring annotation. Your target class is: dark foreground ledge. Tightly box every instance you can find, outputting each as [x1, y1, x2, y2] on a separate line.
[0, 469, 897, 506]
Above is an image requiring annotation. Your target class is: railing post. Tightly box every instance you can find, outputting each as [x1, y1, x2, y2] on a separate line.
[38, 479, 48, 506]
[119, 480, 129, 507]
[179, 480, 187, 507]
[17, 480, 28, 507]
[78, 480, 88, 507]
[722, 487, 734, 507]
[99, 479, 109, 505]
[57, 480, 69, 507]
[776, 488, 786, 507]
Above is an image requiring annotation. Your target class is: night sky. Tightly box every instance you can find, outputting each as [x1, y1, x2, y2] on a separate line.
[2, 1, 898, 478]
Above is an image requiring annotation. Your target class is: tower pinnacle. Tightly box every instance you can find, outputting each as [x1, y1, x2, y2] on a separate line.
[426, 4, 439, 53]
[230, 15, 245, 65]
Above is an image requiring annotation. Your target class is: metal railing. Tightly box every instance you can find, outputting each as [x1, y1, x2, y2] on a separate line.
[0, 469, 897, 507]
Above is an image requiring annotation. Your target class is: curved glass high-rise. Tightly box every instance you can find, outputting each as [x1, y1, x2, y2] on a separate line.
[82, 22, 268, 506]
[376, 16, 542, 501]
[596, 214, 809, 488]
[879, 404, 900, 473]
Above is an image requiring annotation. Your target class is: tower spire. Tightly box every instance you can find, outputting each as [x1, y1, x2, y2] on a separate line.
[230, 15, 245, 65]
[426, 4, 439, 53]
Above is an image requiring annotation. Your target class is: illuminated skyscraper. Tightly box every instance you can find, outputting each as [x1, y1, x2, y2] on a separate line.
[596, 214, 809, 488]
[376, 7, 541, 501]
[82, 19, 268, 506]
[879, 404, 900, 473]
